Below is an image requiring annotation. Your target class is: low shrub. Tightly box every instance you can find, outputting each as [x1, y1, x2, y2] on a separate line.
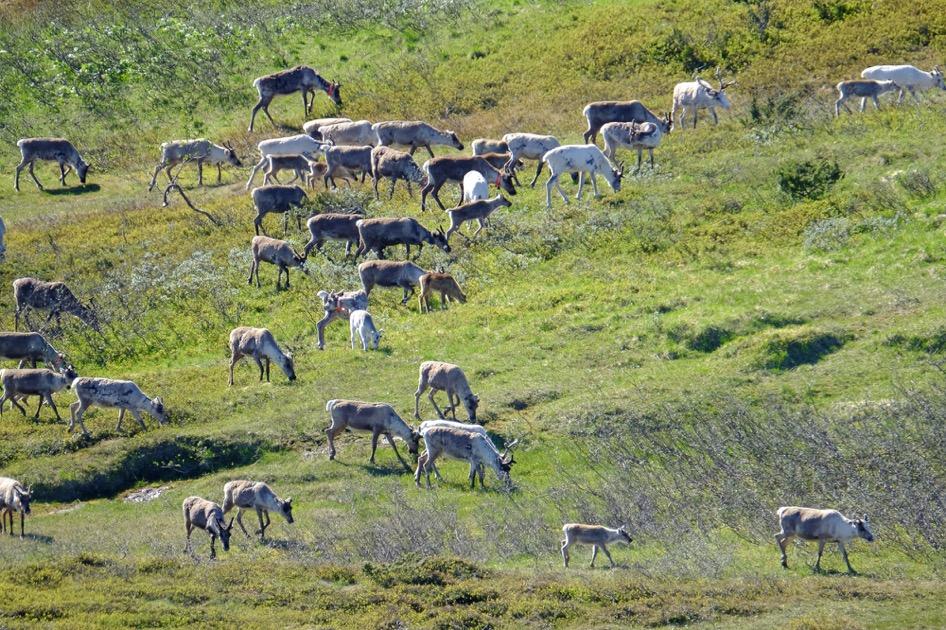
[778, 159, 843, 201]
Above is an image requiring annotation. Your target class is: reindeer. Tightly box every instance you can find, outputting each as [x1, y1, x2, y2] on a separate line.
[14, 138, 89, 192]
[222, 480, 293, 542]
[671, 67, 735, 129]
[0, 477, 31, 538]
[414, 426, 516, 489]
[324, 399, 420, 471]
[248, 66, 341, 132]
[315, 289, 368, 350]
[183, 497, 234, 559]
[418, 272, 467, 313]
[68, 377, 167, 436]
[13, 278, 99, 333]
[561, 524, 633, 569]
[148, 139, 241, 191]
[414, 360, 479, 422]
[247, 236, 306, 290]
[228, 326, 296, 386]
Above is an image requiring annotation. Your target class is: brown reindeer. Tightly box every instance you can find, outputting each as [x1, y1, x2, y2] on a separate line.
[13, 278, 99, 332]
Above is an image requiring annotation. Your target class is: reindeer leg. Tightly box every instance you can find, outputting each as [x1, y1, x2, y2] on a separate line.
[197, 159, 204, 186]
[253, 355, 264, 381]
[131, 409, 147, 430]
[27, 161, 43, 190]
[59, 161, 67, 186]
[602, 544, 616, 568]
[530, 161, 543, 188]
[116, 408, 126, 431]
[590, 545, 598, 568]
[385, 433, 412, 472]
[370, 428, 380, 464]
[236, 508, 250, 537]
[428, 389, 446, 419]
[45, 394, 62, 421]
[575, 172, 585, 200]
[14, 158, 27, 191]
[469, 461, 477, 489]
[217, 163, 222, 184]
[256, 508, 267, 540]
[562, 539, 570, 567]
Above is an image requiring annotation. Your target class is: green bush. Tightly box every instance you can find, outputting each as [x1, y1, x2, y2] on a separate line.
[778, 159, 843, 200]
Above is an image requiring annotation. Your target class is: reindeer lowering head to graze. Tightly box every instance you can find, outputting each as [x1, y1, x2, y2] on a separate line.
[315, 289, 368, 350]
[561, 524, 633, 569]
[418, 272, 467, 313]
[183, 496, 234, 559]
[601, 120, 670, 172]
[420, 154, 517, 211]
[0, 332, 67, 372]
[324, 399, 421, 471]
[247, 236, 306, 290]
[414, 425, 516, 489]
[248, 65, 341, 132]
[0, 367, 78, 422]
[861, 64, 945, 103]
[148, 139, 241, 191]
[358, 260, 429, 305]
[0, 477, 32, 538]
[251, 185, 308, 236]
[445, 195, 512, 242]
[13, 278, 100, 333]
[228, 326, 296, 386]
[355, 217, 450, 259]
[68, 377, 167, 436]
[672, 67, 735, 129]
[414, 360, 479, 422]
[371, 146, 426, 200]
[541, 145, 623, 209]
[223, 480, 293, 542]
[372, 121, 463, 158]
[14, 138, 89, 192]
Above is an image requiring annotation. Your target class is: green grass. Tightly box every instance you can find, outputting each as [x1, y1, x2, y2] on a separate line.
[1, 0, 946, 626]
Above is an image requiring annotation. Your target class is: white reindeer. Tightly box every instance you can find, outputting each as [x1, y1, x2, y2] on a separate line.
[541, 145, 623, 209]
[246, 135, 331, 189]
[862, 64, 946, 103]
[671, 67, 735, 129]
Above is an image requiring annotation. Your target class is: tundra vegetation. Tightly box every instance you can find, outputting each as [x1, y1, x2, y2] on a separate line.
[1, 0, 946, 627]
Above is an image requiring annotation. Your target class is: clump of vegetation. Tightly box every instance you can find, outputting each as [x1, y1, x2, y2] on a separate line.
[778, 159, 843, 200]
[751, 326, 849, 370]
[886, 328, 946, 354]
[896, 168, 938, 199]
[804, 217, 850, 251]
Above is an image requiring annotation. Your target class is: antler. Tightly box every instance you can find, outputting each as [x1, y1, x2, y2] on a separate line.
[716, 66, 736, 89]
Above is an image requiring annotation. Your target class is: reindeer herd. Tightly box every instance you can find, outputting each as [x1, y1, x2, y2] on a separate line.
[2, 58, 939, 567]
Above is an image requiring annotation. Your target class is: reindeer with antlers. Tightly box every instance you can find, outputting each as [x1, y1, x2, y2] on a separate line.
[148, 139, 241, 191]
[671, 67, 736, 129]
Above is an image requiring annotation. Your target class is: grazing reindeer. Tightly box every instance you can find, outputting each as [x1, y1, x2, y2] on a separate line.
[247, 236, 306, 290]
[355, 217, 450, 259]
[324, 399, 420, 470]
[445, 195, 512, 241]
[0, 367, 78, 421]
[0, 477, 31, 538]
[183, 496, 234, 559]
[248, 66, 341, 132]
[418, 272, 467, 313]
[304, 213, 363, 259]
[414, 360, 479, 422]
[672, 67, 735, 129]
[561, 524, 633, 569]
[13, 278, 100, 333]
[349, 310, 382, 351]
[303, 116, 352, 139]
[148, 139, 241, 191]
[775, 507, 874, 573]
[541, 145, 623, 209]
[582, 101, 670, 145]
[414, 426, 516, 489]
[421, 154, 517, 211]
[501, 133, 564, 187]
[835, 80, 900, 116]
[251, 185, 308, 236]
[69, 377, 167, 436]
[0, 332, 67, 371]
[862, 64, 946, 103]
[228, 326, 296, 385]
[601, 120, 670, 171]
[371, 146, 426, 199]
[315, 289, 368, 350]
[358, 260, 428, 304]
[222, 480, 293, 541]
[14, 138, 89, 192]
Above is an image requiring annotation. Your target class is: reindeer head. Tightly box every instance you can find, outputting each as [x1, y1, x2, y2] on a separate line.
[430, 226, 451, 253]
[77, 160, 89, 185]
[281, 351, 297, 382]
[327, 80, 342, 107]
[660, 112, 673, 134]
[464, 394, 480, 422]
[618, 526, 633, 544]
[495, 172, 517, 196]
[224, 142, 242, 167]
[933, 66, 946, 90]
[496, 195, 513, 210]
[856, 515, 874, 542]
[14, 485, 31, 514]
[608, 161, 624, 192]
[280, 497, 294, 524]
[499, 439, 518, 477]
[699, 67, 735, 109]
[216, 516, 235, 552]
[408, 429, 422, 458]
[62, 366, 78, 387]
[151, 396, 168, 424]
[448, 131, 464, 151]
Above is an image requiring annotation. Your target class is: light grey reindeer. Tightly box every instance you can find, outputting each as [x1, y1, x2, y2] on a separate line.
[834, 80, 900, 116]
[13, 278, 100, 332]
[561, 524, 633, 569]
[183, 496, 234, 559]
[249, 66, 341, 132]
[69, 377, 167, 436]
[222, 480, 294, 542]
[14, 138, 89, 191]
[228, 326, 296, 385]
[148, 139, 241, 191]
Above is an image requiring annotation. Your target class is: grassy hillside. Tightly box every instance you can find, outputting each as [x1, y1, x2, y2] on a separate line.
[1, 0, 946, 627]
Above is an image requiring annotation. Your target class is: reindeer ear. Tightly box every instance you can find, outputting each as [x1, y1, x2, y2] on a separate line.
[285, 497, 292, 505]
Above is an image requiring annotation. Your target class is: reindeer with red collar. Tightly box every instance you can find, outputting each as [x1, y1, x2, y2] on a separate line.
[315, 290, 368, 349]
[420, 153, 516, 211]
